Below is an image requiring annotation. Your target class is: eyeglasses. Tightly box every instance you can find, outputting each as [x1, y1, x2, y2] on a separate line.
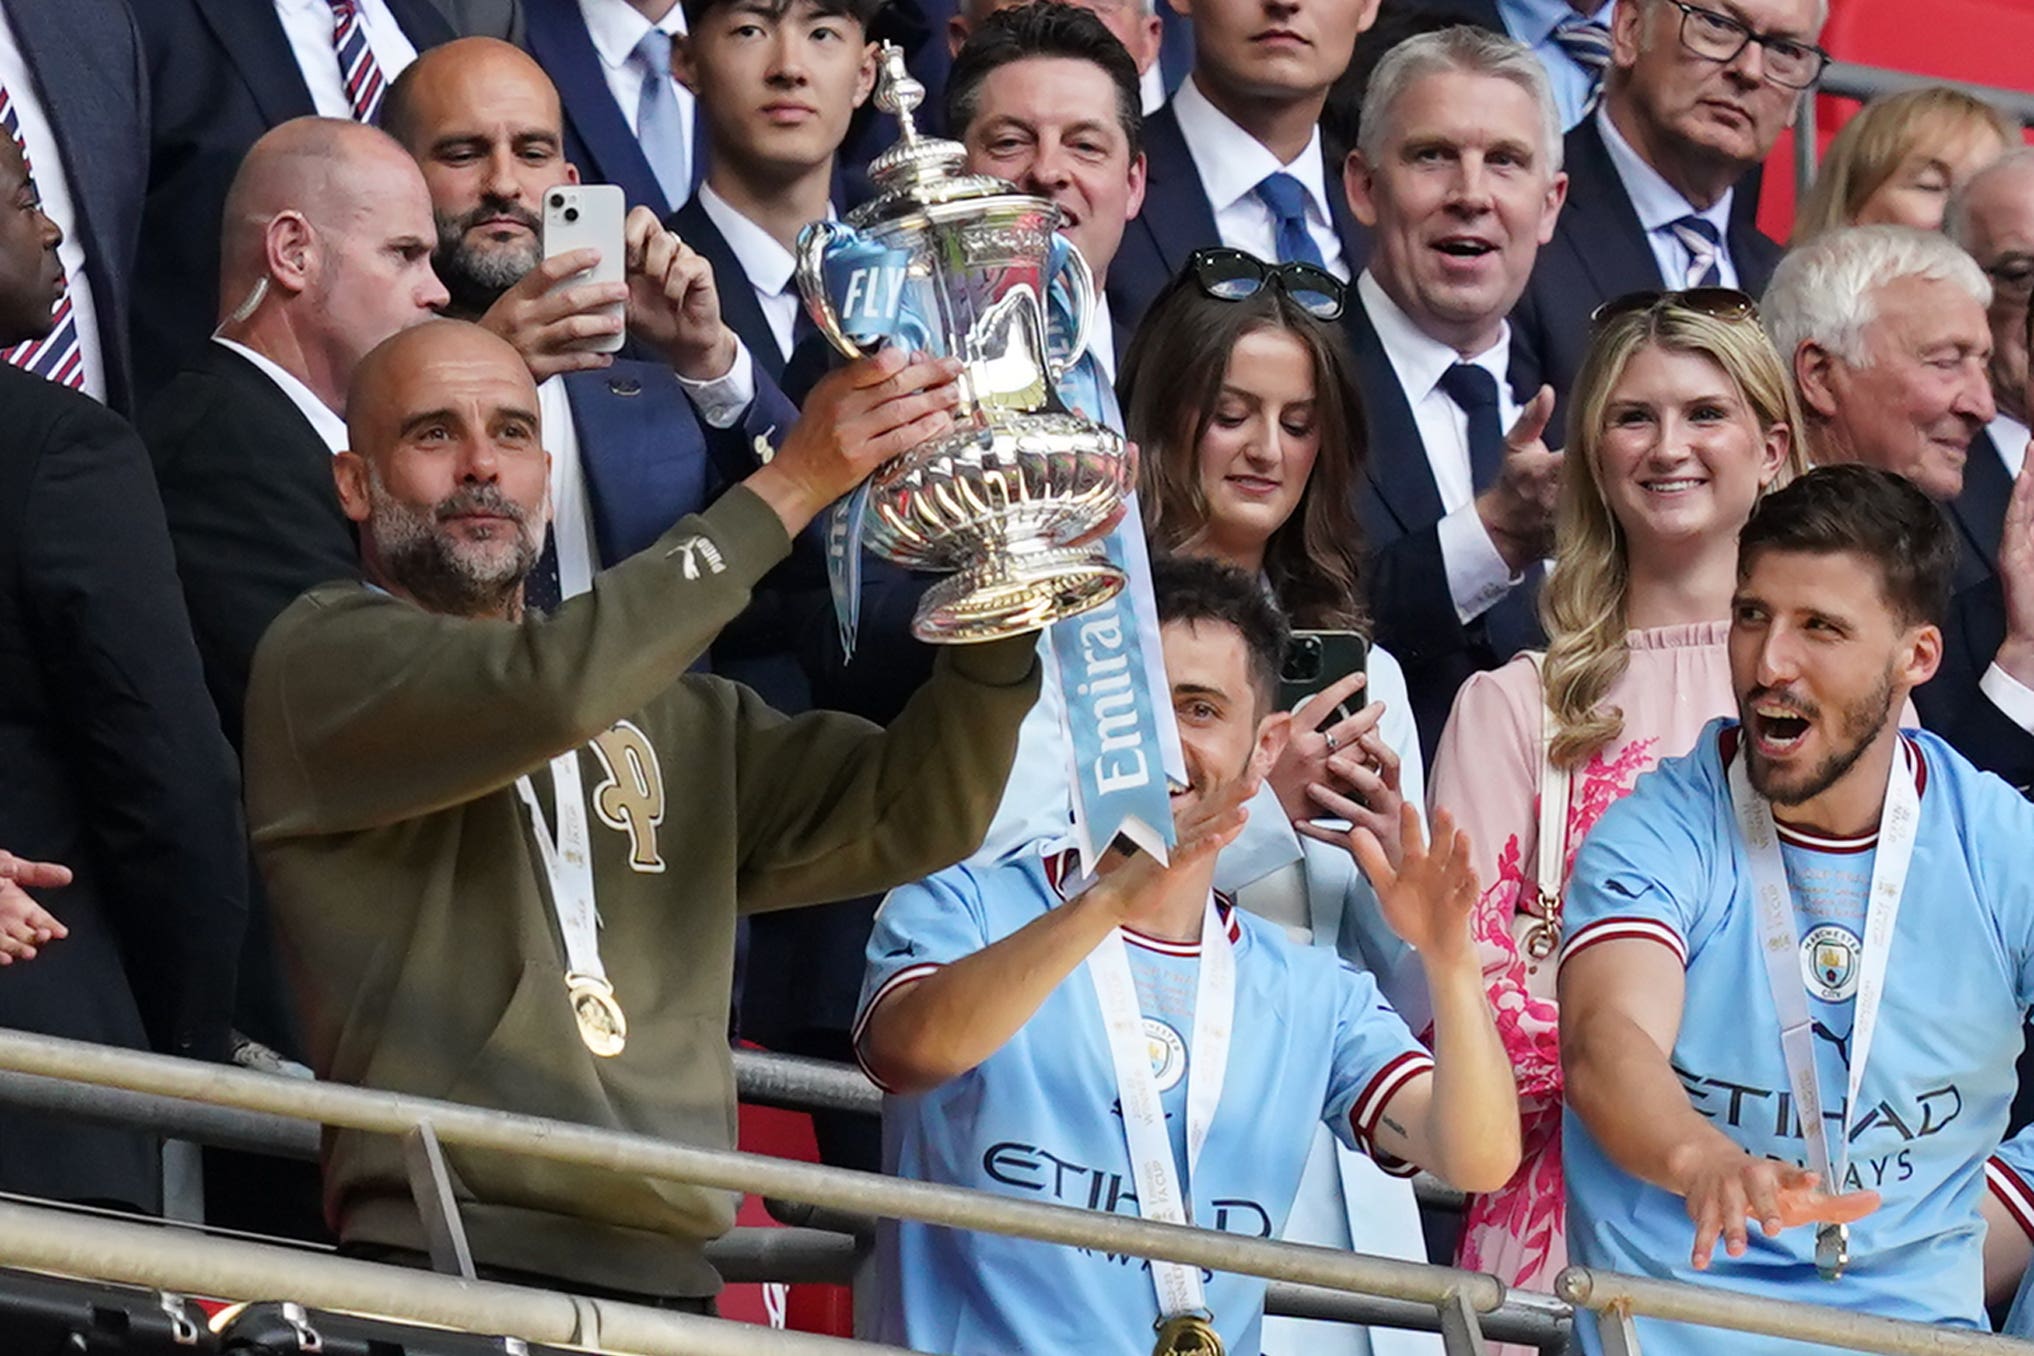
[1661, 0, 1830, 91]
[1590, 287, 1760, 326]
[1188, 247, 1346, 321]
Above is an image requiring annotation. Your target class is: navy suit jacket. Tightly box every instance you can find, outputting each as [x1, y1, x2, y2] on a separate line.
[1511, 115, 1782, 443]
[1912, 433, 2034, 790]
[9, 0, 148, 415]
[1347, 294, 1543, 761]
[1106, 102, 1371, 344]
[130, 0, 455, 403]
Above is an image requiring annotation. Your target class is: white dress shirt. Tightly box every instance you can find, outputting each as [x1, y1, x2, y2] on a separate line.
[1497, 0, 1619, 131]
[272, 0, 419, 121]
[1990, 411, 2030, 480]
[578, 0, 695, 206]
[212, 337, 348, 452]
[697, 183, 826, 364]
[1357, 271, 1521, 623]
[1596, 107, 1739, 289]
[1170, 76, 1347, 280]
[1139, 64, 1166, 117]
[1084, 297, 1117, 385]
[0, 0, 103, 402]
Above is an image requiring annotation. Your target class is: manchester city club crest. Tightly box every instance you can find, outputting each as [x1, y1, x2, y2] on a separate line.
[1800, 924, 1862, 1002]
[1144, 1017, 1188, 1093]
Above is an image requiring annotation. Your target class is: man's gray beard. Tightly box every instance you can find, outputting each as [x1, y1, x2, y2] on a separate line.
[366, 471, 541, 617]
[434, 230, 541, 317]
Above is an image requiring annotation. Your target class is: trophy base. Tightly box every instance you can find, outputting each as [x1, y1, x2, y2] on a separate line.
[912, 543, 1126, 643]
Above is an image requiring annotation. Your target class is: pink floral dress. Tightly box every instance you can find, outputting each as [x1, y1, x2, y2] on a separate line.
[1426, 622, 1735, 1318]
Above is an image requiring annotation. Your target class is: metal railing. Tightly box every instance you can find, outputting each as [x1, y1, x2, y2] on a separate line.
[0, 1029, 2025, 1356]
[1795, 61, 2034, 195]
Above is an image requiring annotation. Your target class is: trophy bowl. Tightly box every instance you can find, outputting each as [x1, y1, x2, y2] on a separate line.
[795, 46, 1132, 644]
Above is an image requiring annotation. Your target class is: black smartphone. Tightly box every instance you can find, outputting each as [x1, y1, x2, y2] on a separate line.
[1278, 630, 1370, 728]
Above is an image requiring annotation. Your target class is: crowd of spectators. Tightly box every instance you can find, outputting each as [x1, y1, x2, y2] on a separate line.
[5, 0, 2034, 1352]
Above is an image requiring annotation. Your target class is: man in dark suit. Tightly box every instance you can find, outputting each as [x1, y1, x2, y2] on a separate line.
[1340, 25, 1565, 757]
[147, 118, 449, 754]
[1764, 224, 2034, 790]
[672, 0, 880, 381]
[1946, 151, 2034, 621]
[1105, 0, 1381, 339]
[1402, 0, 1617, 131]
[0, 0, 148, 413]
[130, 0, 456, 402]
[523, 0, 701, 219]
[383, 37, 795, 608]
[1509, 0, 1819, 420]
[0, 130, 248, 1213]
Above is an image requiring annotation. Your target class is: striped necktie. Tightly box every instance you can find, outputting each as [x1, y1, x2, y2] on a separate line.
[1553, 17, 1613, 115]
[0, 83, 82, 390]
[327, 0, 389, 124]
[1668, 214, 1724, 288]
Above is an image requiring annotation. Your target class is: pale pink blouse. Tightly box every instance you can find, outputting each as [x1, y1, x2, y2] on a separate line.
[1427, 621, 1734, 1306]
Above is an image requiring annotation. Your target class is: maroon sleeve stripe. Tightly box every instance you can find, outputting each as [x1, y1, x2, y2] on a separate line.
[849, 963, 943, 1094]
[1988, 1157, 2034, 1242]
[1558, 916, 1688, 969]
[1350, 1049, 1436, 1157]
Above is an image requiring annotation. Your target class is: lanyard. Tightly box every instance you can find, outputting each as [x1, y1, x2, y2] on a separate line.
[1731, 738, 1919, 1203]
[1086, 896, 1235, 1320]
[516, 752, 604, 977]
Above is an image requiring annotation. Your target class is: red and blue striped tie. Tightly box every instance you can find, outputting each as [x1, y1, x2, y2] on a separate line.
[0, 83, 83, 390]
[328, 0, 388, 125]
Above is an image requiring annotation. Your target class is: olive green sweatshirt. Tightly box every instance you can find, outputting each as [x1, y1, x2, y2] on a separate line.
[243, 486, 1039, 1297]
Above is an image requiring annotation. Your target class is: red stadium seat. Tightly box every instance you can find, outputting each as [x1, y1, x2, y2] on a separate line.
[1756, 0, 2034, 241]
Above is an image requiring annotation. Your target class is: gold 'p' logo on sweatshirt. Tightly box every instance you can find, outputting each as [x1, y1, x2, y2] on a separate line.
[590, 721, 666, 872]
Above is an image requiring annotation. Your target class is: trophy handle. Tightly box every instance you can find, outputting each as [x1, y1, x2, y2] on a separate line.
[794, 220, 867, 361]
[1047, 237, 1097, 383]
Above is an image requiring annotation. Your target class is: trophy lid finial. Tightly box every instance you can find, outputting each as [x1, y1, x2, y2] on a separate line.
[872, 43, 924, 139]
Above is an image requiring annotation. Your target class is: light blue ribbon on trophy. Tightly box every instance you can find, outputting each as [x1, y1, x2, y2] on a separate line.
[816, 227, 921, 659]
[1041, 247, 1183, 870]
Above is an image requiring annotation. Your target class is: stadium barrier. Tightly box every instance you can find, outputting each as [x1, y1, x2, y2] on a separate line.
[0, 1030, 2027, 1355]
[1796, 62, 2034, 192]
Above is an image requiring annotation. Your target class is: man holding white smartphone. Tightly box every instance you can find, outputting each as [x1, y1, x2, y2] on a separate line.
[381, 36, 802, 606]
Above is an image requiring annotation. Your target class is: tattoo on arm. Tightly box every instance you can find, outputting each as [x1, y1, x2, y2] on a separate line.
[1380, 1114, 1408, 1140]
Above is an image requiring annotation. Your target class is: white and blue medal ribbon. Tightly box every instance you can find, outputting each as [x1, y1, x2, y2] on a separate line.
[1731, 739, 1920, 1279]
[1086, 895, 1236, 1331]
[516, 750, 627, 1057]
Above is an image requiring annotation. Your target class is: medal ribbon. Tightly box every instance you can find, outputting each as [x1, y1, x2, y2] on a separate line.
[1086, 896, 1235, 1321]
[1731, 736, 1920, 1211]
[515, 751, 612, 992]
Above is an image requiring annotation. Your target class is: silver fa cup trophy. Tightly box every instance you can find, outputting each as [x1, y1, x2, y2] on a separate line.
[795, 44, 1134, 644]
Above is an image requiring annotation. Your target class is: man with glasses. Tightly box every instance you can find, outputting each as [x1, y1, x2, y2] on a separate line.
[1338, 25, 1568, 757]
[1510, 0, 1825, 422]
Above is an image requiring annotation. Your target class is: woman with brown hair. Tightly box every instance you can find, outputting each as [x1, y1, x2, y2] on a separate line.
[1428, 291, 1808, 1315]
[1793, 86, 2012, 244]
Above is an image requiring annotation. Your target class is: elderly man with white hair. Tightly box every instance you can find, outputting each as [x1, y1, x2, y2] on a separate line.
[1763, 222, 2034, 788]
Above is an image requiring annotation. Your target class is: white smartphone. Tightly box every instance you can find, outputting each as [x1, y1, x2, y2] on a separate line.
[540, 183, 627, 355]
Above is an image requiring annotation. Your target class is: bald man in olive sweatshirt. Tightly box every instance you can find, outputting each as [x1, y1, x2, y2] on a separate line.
[244, 319, 1040, 1304]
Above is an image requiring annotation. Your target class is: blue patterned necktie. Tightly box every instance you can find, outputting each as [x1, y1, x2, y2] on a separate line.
[1553, 16, 1613, 116]
[1254, 171, 1326, 270]
[633, 28, 690, 208]
[1668, 214, 1724, 287]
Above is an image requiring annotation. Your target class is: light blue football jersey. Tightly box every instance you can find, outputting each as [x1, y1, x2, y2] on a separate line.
[855, 848, 1432, 1356]
[1559, 720, 2034, 1356]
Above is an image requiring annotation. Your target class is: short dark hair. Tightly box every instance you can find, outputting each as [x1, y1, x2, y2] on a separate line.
[682, 0, 886, 33]
[1737, 464, 1955, 628]
[1150, 555, 1291, 710]
[945, 3, 1143, 157]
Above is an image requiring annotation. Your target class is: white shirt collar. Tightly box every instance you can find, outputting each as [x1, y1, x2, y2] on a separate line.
[1990, 410, 2031, 477]
[1170, 75, 1333, 223]
[1356, 270, 1510, 401]
[1497, 0, 1617, 45]
[577, 0, 685, 72]
[212, 336, 349, 454]
[696, 183, 815, 297]
[1086, 299, 1117, 384]
[1595, 105, 1733, 237]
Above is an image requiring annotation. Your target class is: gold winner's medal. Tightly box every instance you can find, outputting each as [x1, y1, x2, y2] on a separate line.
[1152, 1312, 1224, 1356]
[567, 972, 627, 1057]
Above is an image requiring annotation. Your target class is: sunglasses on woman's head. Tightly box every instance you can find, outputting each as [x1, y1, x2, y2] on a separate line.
[1188, 247, 1346, 321]
[1589, 287, 1759, 327]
